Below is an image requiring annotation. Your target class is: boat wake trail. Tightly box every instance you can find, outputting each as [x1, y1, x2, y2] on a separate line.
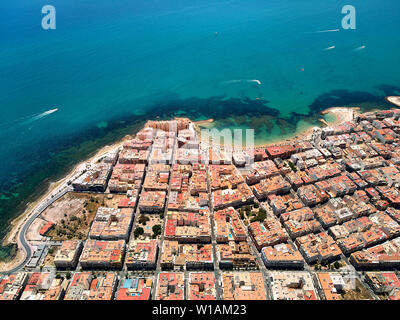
[316, 29, 340, 33]
[23, 108, 58, 124]
[0, 108, 59, 129]
[353, 45, 366, 52]
[323, 45, 336, 51]
[222, 79, 262, 85]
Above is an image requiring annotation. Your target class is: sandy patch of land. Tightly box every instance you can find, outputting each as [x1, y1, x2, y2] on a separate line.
[342, 278, 373, 300]
[26, 218, 46, 242]
[40, 194, 85, 224]
[386, 96, 400, 107]
[43, 193, 102, 241]
[41, 192, 126, 241]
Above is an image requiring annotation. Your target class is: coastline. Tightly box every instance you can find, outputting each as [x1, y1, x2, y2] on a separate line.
[0, 101, 392, 270]
[196, 106, 359, 149]
[255, 106, 359, 147]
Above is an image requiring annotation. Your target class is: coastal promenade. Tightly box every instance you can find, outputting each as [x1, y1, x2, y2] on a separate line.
[0, 186, 72, 275]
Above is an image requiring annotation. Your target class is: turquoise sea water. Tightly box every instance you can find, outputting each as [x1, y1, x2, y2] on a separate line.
[1, 0, 400, 251]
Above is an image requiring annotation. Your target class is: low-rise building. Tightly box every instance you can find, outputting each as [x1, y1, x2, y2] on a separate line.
[295, 232, 342, 264]
[20, 273, 67, 300]
[160, 241, 213, 270]
[316, 272, 345, 300]
[188, 272, 216, 300]
[72, 162, 112, 192]
[118, 148, 149, 165]
[269, 271, 318, 300]
[281, 207, 322, 239]
[209, 165, 244, 190]
[222, 272, 267, 300]
[365, 272, 400, 300]
[54, 240, 82, 269]
[212, 183, 254, 209]
[297, 184, 329, 207]
[261, 243, 304, 269]
[0, 273, 28, 300]
[64, 272, 117, 300]
[265, 145, 295, 160]
[125, 239, 158, 270]
[138, 191, 166, 213]
[252, 175, 291, 200]
[108, 163, 145, 193]
[214, 207, 247, 243]
[350, 237, 400, 269]
[39, 221, 55, 236]
[164, 210, 211, 243]
[143, 164, 170, 191]
[248, 216, 288, 251]
[89, 207, 134, 240]
[217, 241, 257, 269]
[267, 193, 304, 215]
[116, 277, 153, 300]
[79, 239, 125, 269]
[246, 160, 279, 185]
[190, 165, 208, 195]
[86, 273, 118, 300]
[156, 272, 185, 300]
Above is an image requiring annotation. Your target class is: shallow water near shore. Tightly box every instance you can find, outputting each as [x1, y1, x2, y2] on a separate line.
[1, 0, 400, 258]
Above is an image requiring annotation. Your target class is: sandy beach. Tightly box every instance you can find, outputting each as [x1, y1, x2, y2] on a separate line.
[254, 106, 359, 148]
[195, 106, 359, 150]
[320, 106, 358, 123]
[386, 96, 400, 108]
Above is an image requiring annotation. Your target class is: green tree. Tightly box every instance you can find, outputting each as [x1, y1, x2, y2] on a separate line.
[134, 227, 144, 238]
[288, 161, 298, 172]
[152, 224, 162, 237]
[139, 215, 150, 225]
